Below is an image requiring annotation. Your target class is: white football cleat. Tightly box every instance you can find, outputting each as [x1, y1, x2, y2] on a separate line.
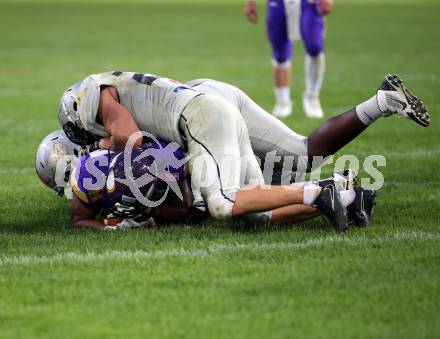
[377, 74, 430, 127]
[272, 101, 292, 118]
[302, 93, 324, 118]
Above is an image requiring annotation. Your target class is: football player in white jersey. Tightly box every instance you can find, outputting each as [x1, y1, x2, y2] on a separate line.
[57, 71, 429, 232]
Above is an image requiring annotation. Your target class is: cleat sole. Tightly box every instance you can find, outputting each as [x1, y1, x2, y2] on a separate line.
[385, 74, 430, 127]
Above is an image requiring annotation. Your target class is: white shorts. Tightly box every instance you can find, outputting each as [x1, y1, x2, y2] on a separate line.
[180, 94, 271, 224]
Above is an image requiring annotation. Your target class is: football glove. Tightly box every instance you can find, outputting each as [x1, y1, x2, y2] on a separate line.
[104, 214, 156, 230]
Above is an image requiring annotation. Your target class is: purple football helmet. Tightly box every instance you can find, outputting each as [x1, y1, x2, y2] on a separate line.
[103, 148, 158, 218]
[103, 137, 188, 218]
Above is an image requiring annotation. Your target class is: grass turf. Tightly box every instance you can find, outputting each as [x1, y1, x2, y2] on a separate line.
[0, 0, 439, 338]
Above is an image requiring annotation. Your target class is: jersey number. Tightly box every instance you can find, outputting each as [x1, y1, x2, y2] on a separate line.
[133, 73, 158, 86]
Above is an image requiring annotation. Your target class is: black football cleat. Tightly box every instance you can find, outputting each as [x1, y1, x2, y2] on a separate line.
[347, 186, 377, 227]
[377, 74, 430, 127]
[314, 180, 348, 233]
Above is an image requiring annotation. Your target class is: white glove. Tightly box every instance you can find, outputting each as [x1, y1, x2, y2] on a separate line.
[112, 202, 138, 218]
[116, 216, 156, 230]
[104, 215, 156, 230]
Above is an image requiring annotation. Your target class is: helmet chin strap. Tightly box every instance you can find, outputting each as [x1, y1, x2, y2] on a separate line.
[63, 121, 98, 146]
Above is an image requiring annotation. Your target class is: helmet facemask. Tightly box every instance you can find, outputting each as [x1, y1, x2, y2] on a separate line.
[57, 81, 98, 147]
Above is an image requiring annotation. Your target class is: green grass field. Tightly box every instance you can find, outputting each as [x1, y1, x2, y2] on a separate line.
[1, 0, 439, 338]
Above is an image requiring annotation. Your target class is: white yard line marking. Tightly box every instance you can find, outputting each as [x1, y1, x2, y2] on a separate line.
[1, 231, 439, 266]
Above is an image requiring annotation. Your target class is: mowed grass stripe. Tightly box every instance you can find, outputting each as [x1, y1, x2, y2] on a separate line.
[2, 231, 439, 266]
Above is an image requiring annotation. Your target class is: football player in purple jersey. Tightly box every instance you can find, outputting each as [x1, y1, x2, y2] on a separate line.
[70, 140, 198, 230]
[246, 0, 333, 118]
[35, 132, 197, 230]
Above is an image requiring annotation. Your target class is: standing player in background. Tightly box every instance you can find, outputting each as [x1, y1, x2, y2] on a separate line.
[245, 0, 333, 118]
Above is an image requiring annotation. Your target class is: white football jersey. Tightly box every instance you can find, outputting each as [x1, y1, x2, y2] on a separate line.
[76, 71, 202, 146]
[185, 79, 244, 109]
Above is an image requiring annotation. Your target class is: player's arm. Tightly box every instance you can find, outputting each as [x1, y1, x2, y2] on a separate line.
[180, 178, 193, 209]
[151, 205, 192, 224]
[271, 204, 320, 225]
[98, 137, 113, 150]
[165, 178, 193, 209]
[70, 195, 106, 230]
[97, 86, 143, 150]
[152, 179, 207, 224]
[245, 0, 258, 23]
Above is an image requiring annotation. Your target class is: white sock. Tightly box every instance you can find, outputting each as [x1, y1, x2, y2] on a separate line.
[355, 95, 383, 125]
[303, 183, 322, 206]
[339, 189, 356, 207]
[274, 86, 291, 105]
[305, 53, 325, 95]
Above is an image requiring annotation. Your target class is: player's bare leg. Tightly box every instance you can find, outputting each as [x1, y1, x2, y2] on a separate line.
[308, 108, 366, 158]
[273, 63, 291, 88]
[232, 185, 312, 216]
[270, 204, 320, 224]
[232, 177, 350, 232]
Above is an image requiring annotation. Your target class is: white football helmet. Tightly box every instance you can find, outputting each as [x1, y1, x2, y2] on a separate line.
[57, 81, 98, 146]
[35, 130, 84, 196]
